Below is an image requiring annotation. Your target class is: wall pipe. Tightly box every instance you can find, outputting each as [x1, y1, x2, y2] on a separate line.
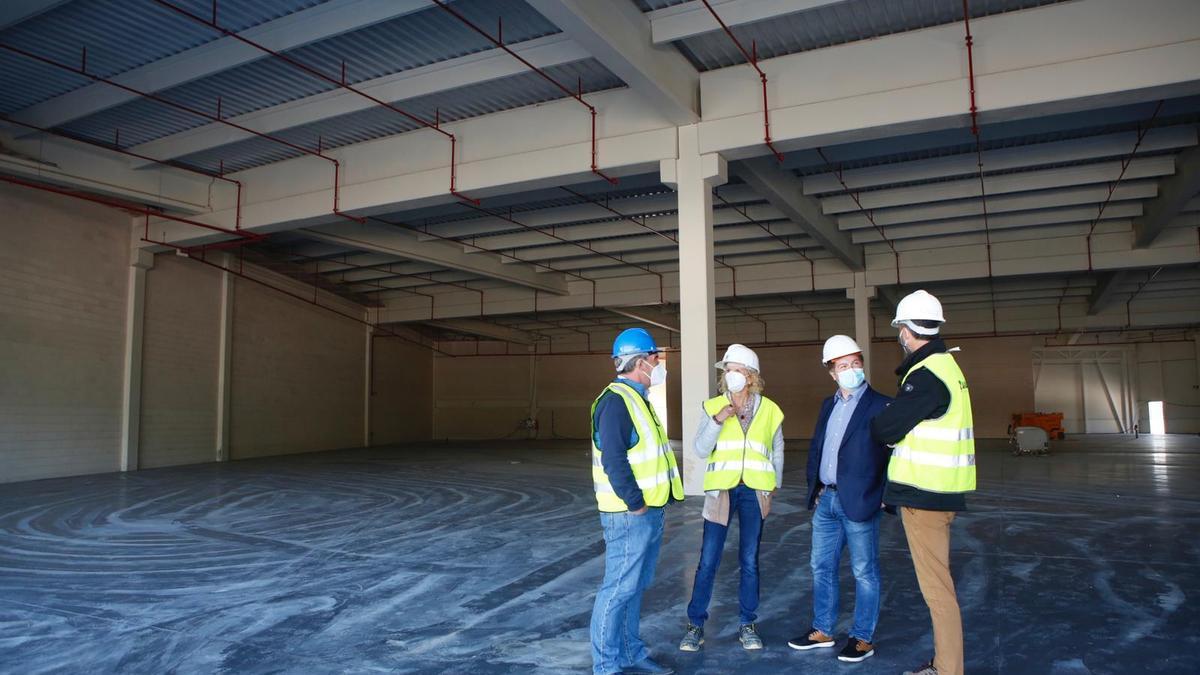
[699, 0, 784, 162]
[0, 42, 364, 228]
[151, 0, 478, 205]
[431, 0, 619, 184]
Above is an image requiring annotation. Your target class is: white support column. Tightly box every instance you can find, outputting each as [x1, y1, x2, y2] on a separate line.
[120, 248, 154, 472]
[847, 271, 875, 373]
[662, 124, 727, 495]
[215, 255, 233, 461]
[364, 318, 374, 448]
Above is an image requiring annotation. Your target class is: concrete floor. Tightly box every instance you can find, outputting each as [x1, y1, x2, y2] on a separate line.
[1, 435, 1197, 674]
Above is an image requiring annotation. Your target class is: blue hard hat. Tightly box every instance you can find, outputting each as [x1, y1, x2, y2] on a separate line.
[612, 327, 658, 358]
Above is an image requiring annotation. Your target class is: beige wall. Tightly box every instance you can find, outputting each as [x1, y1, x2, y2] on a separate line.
[432, 336, 1036, 441]
[229, 275, 366, 459]
[0, 184, 130, 482]
[371, 336, 433, 444]
[139, 254, 221, 468]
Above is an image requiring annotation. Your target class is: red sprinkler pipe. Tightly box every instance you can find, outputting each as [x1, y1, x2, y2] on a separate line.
[699, 0, 784, 162]
[0, 114, 243, 229]
[714, 190, 816, 291]
[0, 42, 364, 228]
[372, 214, 601, 310]
[1083, 100, 1164, 270]
[815, 146, 901, 285]
[0, 173, 261, 245]
[960, 0, 999, 333]
[430, 0, 619, 184]
[146, 237, 453, 355]
[456, 200, 666, 303]
[150, 0, 478, 205]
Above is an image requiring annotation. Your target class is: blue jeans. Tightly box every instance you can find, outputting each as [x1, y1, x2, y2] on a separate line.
[686, 484, 764, 627]
[591, 507, 665, 675]
[810, 488, 881, 642]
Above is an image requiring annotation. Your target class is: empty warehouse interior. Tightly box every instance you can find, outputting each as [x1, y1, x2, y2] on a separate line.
[1, 0, 1198, 673]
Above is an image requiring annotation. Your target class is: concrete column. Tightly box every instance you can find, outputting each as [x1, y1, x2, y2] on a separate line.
[120, 248, 154, 472]
[847, 271, 876, 372]
[215, 255, 233, 461]
[661, 125, 727, 495]
[364, 320, 374, 448]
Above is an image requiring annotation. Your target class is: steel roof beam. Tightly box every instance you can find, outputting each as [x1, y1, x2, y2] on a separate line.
[1134, 146, 1200, 248]
[527, 0, 699, 125]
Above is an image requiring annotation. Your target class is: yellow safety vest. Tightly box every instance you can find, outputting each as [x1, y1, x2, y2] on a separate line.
[590, 382, 684, 512]
[700, 395, 784, 491]
[888, 352, 976, 493]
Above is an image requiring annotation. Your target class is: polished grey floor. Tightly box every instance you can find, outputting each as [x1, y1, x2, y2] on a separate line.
[1, 435, 1197, 674]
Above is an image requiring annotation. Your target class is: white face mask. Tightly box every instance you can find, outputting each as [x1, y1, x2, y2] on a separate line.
[648, 361, 667, 387]
[836, 367, 866, 390]
[724, 370, 748, 394]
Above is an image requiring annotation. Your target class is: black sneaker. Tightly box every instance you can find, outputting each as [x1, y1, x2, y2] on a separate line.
[901, 662, 937, 675]
[787, 628, 836, 650]
[837, 638, 875, 662]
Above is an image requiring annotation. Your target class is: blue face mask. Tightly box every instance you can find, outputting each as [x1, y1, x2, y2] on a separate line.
[836, 367, 865, 390]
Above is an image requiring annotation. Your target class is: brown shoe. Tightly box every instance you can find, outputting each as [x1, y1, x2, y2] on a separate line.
[787, 628, 836, 650]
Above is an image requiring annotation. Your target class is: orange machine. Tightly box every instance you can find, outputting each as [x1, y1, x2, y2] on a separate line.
[1010, 412, 1065, 440]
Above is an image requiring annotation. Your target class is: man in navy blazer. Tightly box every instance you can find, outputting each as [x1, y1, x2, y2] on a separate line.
[788, 336, 892, 664]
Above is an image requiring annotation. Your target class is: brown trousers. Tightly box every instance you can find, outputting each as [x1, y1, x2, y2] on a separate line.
[901, 507, 963, 675]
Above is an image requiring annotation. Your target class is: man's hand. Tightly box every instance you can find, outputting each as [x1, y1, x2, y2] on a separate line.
[630, 506, 648, 516]
[713, 405, 735, 423]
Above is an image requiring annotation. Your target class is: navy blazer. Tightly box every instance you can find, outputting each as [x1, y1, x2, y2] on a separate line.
[806, 385, 893, 522]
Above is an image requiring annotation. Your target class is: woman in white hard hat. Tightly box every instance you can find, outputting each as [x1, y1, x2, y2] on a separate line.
[678, 344, 784, 653]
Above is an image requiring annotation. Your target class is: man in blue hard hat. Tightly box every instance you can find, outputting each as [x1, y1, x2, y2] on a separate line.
[589, 327, 684, 675]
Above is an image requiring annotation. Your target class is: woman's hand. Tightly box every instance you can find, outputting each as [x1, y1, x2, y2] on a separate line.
[713, 405, 735, 423]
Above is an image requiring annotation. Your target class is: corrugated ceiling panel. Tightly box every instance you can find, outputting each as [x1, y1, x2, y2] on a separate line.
[0, 0, 328, 113]
[173, 58, 624, 174]
[674, 0, 1071, 71]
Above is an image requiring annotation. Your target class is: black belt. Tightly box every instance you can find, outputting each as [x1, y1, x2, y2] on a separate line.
[822, 484, 837, 491]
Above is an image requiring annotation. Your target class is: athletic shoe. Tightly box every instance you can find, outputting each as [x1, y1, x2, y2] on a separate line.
[787, 628, 836, 650]
[738, 623, 763, 650]
[678, 624, 703, 652]
[837, 638, 875, 662]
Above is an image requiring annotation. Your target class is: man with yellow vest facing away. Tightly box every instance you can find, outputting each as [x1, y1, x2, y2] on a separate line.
[589, 327, 683, 675]
[870, 290, 976, 675]
[678, 344, 784, 653]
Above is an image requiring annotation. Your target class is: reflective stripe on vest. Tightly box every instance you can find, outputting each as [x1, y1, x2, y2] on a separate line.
[590, 382, 685, 512]
[700, 395, 784, 491]
[888, 352, 976, 494]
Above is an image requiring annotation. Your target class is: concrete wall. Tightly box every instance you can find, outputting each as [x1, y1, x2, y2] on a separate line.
[0, 184, 130, 483]
[432, 335, 1035, 442]
[229, 274, 366, 459]
[371, 336, 434, 444]
[139, 254, 221, 468]
[0, 185, 438, 483]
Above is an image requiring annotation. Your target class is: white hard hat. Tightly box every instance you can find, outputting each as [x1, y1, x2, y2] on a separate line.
[822, 335, 862, 365]
[714, 343, 760, 372]
[892, 289, 944, 334]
